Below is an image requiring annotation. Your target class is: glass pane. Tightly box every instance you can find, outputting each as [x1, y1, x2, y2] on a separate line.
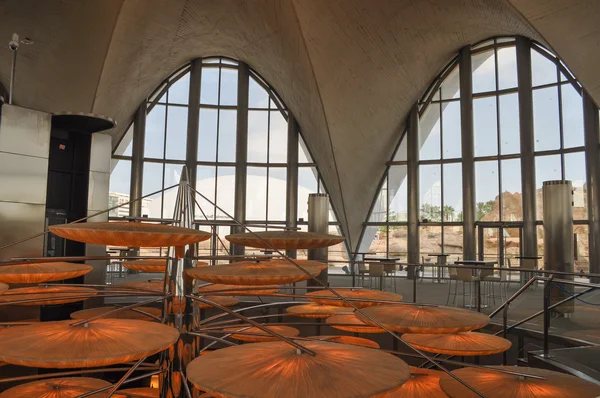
[219, 68, 238, 106]
[442, 102, 461, 159]
[501, 159, 522, 221]
[440, 65, 460, 100]
[561, 84, 584, 148]
[195, 166, 216, 220]
[115, 124, 133, 157]
[535, 154, 562, 219]
[475, 161, 499, 221]
[218, 110, 237, 162]
[200, 67, 219, 105]
[165, 106, 187, 160]
[574, 225, 589, 271]
[474, 97, 498, 157]
[198, 108, 218, 162]
[497, 46, 518, 90]
[499, 93, 520, 155]
[298, 134, 313, 163]
[420, 164, 442, 222]
[145, 105, 165, 159]
[531, 49, 557, 87]
[108, 160, 131, 218]
[358, 225, 386, 257]
[533, 86, 560, 151]
[163, 163, 183, 218]
[246, 167, 267, 220]
[388, 166, 407, 222]
[249, 77, 269, 108]
[443, 163, 462, 222]
[143, 162, 163, 218]
[387, 226, 407, 261]
[267, 167, 287, 221]
[472, 50, 496, 93]
[269, 111, 288, 163]
[419, 102, 441, 160]
[168, 72, 189, 105]
[443, 226, 463, 259]
[248, 110, 268, 163]
[369, 177, 387, 222]
[565, 152, 587, 220]
[298, 167, 318, 221]
[393, 135, 407, 161]
[420, 226, 442, 263]
[216, 166, 235, 220]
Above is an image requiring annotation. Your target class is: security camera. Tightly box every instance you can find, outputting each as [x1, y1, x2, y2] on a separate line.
[8, 33, 19, 51]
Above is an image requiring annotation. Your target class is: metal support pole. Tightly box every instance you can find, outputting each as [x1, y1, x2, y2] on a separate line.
[583, 91, 600, 282]
[129, 103, 146, 218]
[8, 33, 18, 104]
[460, 46, 476, 260]
[543, 277, 553, 357]
[186, 59, 202, 194]
[516, 36, 538, 259]
[286, 115, 299, 259]
[502, 304, 509, 365]
[407, 104, 420, 278]
[232, 62, 249, 256]
[412, 265, 417, 302]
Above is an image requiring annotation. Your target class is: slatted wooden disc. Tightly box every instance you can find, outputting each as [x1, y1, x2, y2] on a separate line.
[116, 388, 160, 398]
[306, 288, 403, 308]
[0, 282, 7, 292]
[0, 286, 97, 306]
[122, 259, 209, 273]
[439, 366, 600, 398]
[373, 367, 448, 398]
[118, 280, 164, 292]
[402, 332, 511, 356]
[356, 304, 490, 334]
[327, 314, 386, 333]
[0, 319, 179, 368]
[184, 260, 324, 285]
[286, 303, 354, 318]
[196, 295, 240, 309]
[225, 231, 344, 250]
[224, 325, 300, 342]
[49, 222, 211, 247]
[70, 306, 162, 322]
[0, 262, 93, 284]
[187, 340, 410, 398]
[311, 335, 380, 349]
[198, 283, 280, 296]
[0, 377, 111, 398]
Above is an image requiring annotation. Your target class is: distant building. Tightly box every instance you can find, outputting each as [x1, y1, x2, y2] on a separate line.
[108, 192, 152, 218]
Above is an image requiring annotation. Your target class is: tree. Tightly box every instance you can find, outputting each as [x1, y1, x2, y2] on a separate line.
[456, 212, 463, 221]
[476, 200, 495, 221]
[420, 204, 442, 222]
[443, 205, 455, 221]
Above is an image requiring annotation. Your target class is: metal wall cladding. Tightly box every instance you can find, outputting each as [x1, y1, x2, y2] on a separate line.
[0, 105, 51, 158]
[0, 152, 49, 204]
[0, 202, 46, 260]
[89, 133, 112, 173]
[88, 171, 110, 212]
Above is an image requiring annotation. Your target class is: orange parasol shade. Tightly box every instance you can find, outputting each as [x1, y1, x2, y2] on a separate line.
[306, 288, 403, 308]
[402, 332, 511, 356]
[326, 314, 386, 333]
[225, 231, 344, 250]
[198, 283, 279, 296]
[122, 259, 209, 273]
[196, 295, 240, 309]
[184, 260, 325, 285]
[373, 367, 448, 398]
[118, 280, 164, 292]
[0, 262, 92, 284]
[187, 340, 410, 398]
[0, 377, 111, 398]
[0, 319, 179, 368]
[0, 286, 97, 306]
[311, 335, 380, 349]
[439, 366, 600, 398]
[224, 325, 300, 342]
[49, 222, 211, 247]
[356, 304, 490, 334]
[116, 387, 160, 398]
[70, 306, 162, 322]
[286, 303, 354, 318]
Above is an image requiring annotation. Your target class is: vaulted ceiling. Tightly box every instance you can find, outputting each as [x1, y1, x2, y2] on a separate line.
[0, 0, 598, 251]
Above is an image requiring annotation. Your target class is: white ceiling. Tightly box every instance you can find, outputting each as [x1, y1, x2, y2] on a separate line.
[0, 0, 597, 251]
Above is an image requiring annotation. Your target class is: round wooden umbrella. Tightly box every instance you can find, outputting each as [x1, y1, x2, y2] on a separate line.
[439, 366, 600, 398]
[184, 260, 325, 285]
[326, 314, 386, 333]
[116, 387, 159, 398]
[305, 289, 403, 308]
[311, 335, 380, 349]
[0, 377, 111, 398]
[0, 319, 179, 368]
[0, 282, 8, 292]
[198, 283, 280, 296]
[225, 231, 344, 250]
[356, 304, 490, 334]
[373, 367, 448, 398]
[0, 262, 92, 284]
[402, 332, 511, 356]
[224, 325, 300, 342]
[196, 295, 240, 309]
[70, 306, 162, 322]
[0, 286, 97, 306]
[122, 259, 209, 273]
[286, 303, 353, 318]
[49, 222, 211, 247]
[118, 280, 164, 292]
[186, 340, 410, 398]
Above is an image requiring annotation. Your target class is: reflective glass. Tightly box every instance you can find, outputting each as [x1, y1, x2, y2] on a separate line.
[267, 167, 287, 221]
[535, 154, 562, 219]
[115, 124, 133, 157]
[298, 167, 318, 220]
[497, 47, 518, 90]
[472, 50, 496, 93]
[220, 68, 238, 106]
[143, 162, 163, 218]
[145, 105, 165, 159]
[249, 77, 269, 108]
[218, 110, 237, 162]
[246, 167, 267, 220]
[501, 159, 522, 221]
[165, 106, 187, 160]
[561, 83, 584, 148]
[299, 134, 313, 163]
[388, 166, 408, 222]
[168, 72, 189, 105]
[200, 67, 219, 105]
[419, 102, 441, 160]
[443, 163, 462, 222]
[475, 161, 499, 221]
[216, 166, 235, 220]
[531, 49, 557, 87]
[533, 86, 560, 151]
[420, 164, 442, 222]
[248, 110, 268, 163]
[442, 101, 461, 159]
[499, 93, 520, 155]
[474, 97, 498, 157]
[163, 163, 183, 218]
[565, 152, 587, 220]
[198, 108, 218, 162]
[195, 166, 216, 220]
[369, 177, 387, 222]
[440, 66, 460, 99]
[269, 111, 288, 163]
